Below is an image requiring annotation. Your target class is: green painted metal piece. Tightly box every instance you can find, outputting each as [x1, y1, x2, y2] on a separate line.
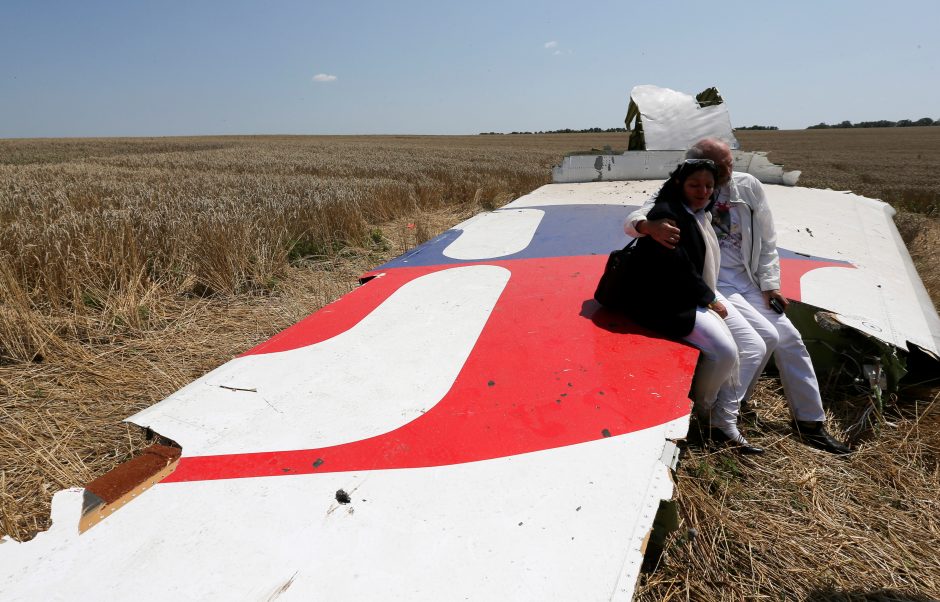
[694, 87, 725, 108]
[625, 97, 645, 151]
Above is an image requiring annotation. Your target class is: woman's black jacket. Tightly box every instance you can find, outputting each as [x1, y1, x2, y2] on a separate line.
[622, 197, 717, 338]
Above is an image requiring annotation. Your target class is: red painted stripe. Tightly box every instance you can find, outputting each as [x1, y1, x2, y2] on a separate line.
[779, 257, 855, 302]
[164, 257, 697, 483]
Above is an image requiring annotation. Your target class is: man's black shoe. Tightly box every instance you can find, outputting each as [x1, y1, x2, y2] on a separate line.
[707, 427, 765, 455]
[793, 420, 852, 455]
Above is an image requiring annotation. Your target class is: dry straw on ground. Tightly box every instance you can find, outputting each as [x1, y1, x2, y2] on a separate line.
[1, 130, 939, 600]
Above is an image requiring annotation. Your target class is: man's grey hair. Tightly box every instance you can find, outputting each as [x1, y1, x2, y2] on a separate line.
[685, 138, 730, 160]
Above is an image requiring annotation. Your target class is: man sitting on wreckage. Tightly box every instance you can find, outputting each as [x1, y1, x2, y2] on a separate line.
[625, 137, 852, 455]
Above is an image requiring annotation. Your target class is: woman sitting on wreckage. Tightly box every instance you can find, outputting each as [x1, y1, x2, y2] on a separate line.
[621, 159, 763, 454]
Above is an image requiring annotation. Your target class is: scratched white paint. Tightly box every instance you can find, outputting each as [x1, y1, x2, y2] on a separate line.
[443, 208, 544, 260]
[551, 151, 800, 185]
[0, 417, 688, 602]
[130, 265, 511, 456]
[766, 185, 940, 356]
[508, 180, 660, 208]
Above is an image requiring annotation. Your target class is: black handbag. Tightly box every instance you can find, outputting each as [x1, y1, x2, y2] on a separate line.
[593, 238, 638, 310]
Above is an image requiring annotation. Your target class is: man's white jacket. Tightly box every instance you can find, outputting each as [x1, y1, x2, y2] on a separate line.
[624, 172, 782, 292]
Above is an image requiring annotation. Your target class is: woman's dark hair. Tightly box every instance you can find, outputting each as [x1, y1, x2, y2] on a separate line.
[654, 159, 719, 205]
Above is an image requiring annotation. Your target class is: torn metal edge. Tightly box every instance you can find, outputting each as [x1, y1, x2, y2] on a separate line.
[792, 302, 911, 391]
[78, 444, 181, 533]
[612, 426, 688, 601]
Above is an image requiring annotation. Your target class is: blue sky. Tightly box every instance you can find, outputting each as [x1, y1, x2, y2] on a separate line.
[1, 0, 937, 137]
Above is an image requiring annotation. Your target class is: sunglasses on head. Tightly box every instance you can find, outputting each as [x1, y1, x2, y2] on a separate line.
[682, 159, 716, 168]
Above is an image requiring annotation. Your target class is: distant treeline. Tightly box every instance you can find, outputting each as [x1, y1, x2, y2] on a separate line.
[480, 117, 940, 136]
[480, 125, 783, 134]
[807, 118, 938, 129]
[479, 127, 628, 135]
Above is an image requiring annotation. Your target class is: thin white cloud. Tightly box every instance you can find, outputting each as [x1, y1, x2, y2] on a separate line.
[312, 73, 337, 83]
[553, 50, 562, 55]
[544, 41, 558, 49]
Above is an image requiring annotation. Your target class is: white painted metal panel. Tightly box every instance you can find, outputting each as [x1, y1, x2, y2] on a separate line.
[0, 418, 687, 602]
[766, 185, 940, 356]
[551, 151, 800, 186]
[509, 180, 662, 208]
[130, 266, 510, 456]
[443, 209, 544, 260]
[551, 151, 686, 183]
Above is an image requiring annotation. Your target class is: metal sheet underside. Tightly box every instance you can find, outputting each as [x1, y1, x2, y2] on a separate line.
[0, 187, 699, 601]
[628, 84, 739, 151]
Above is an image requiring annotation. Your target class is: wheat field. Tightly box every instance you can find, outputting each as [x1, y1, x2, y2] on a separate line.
[1, 130, 938, 600]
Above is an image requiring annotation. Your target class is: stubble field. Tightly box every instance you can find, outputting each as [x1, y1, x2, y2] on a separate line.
[1, 129, 938, 600]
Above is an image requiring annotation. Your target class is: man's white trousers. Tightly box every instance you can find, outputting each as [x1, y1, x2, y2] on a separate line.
[719, 282, 827, 423]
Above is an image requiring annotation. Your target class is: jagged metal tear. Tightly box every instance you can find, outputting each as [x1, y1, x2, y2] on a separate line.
[625, 84, 739, 151]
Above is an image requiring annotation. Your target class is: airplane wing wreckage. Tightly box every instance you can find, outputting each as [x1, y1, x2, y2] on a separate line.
[3, 86, 939, 601]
